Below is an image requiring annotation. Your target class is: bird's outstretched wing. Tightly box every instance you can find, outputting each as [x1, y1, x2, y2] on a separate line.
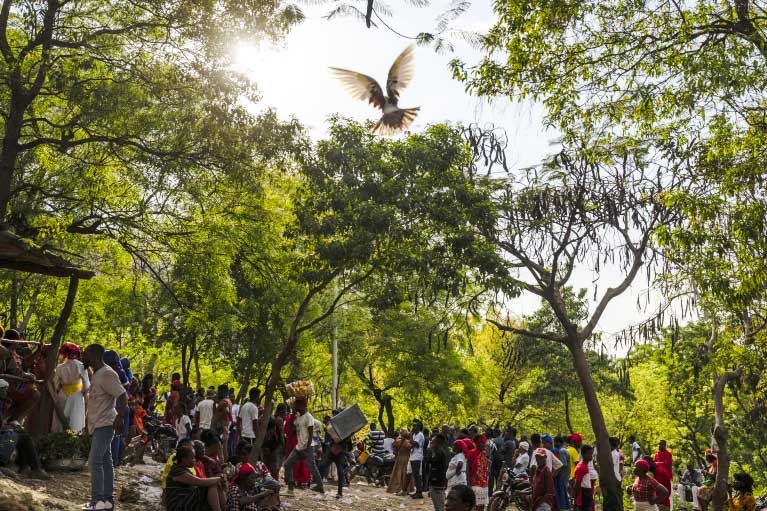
[330, 68, 386, 110]
[386, 45, 416, 102]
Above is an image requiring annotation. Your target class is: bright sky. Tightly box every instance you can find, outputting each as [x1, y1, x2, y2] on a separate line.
[231, 0, 664, 347]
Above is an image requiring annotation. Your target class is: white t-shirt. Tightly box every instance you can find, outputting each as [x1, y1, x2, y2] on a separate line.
[410, 432, 425, 461]
[231, 403, 239, 423]
[383, 437, 395, 455]
[612, 449, 622, 481]
[296, 412, 315, 450]
[529, 448, 563, 471]
[197, 399, 215, 429]
[175, 414, 192, 438]
[631, 441, 641, 462]
[514, 453, 530, 476]
[238, 402, 259, 439]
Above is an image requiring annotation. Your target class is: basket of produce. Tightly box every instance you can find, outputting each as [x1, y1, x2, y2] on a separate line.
[285, 379, 315, 398]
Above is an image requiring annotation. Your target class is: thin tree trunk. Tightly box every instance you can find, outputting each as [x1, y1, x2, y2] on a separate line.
[19, 288, 38, 332]
[29, 276, 79, 436]
[9, 272, 18, 328]
[377, 402, 385, 431]
[569, 341, 623, 511]
[194, 345, 201, 390]
[711, 368, 742, 511]
[564, 391, 574, 434]
[180, 339, 188, 386]
[382, 394, 395, 436]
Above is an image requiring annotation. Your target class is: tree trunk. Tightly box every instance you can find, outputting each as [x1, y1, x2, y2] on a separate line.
[711, 368, 742, 511]
[0, 96, 28, 218]
[382, 394, 395, 436]
[250, 332, 295, 461]
[564, 391, 574, 434]
[569, 341, 623, 511]
[180, 339, 188, 386]
[194, 346, 201, 391]
[29, 276, 79, 435]
[9, 272, 18, 328]
[19, 288, 38, 332]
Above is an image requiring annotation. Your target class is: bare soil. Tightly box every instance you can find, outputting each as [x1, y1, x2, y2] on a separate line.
[0, 461, 435, 511]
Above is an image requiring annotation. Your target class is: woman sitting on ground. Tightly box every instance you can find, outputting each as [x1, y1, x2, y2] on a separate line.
[226, 462, 281, 511]
[626, 459, 669, 511]
[164, 444, 227, 511]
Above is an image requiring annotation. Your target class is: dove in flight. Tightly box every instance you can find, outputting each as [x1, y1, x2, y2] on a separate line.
[331, 45, 420, 136]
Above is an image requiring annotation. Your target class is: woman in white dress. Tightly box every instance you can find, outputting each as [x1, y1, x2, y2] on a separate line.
[54, 342, 90, 433]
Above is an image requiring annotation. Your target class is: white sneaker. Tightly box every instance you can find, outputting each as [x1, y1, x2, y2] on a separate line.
[94, 501, 113, 510]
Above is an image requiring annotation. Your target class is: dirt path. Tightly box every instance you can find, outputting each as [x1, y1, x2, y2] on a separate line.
[0, 461, 437, 511]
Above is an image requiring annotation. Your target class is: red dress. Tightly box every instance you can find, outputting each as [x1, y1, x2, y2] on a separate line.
[652, 463, 673, 508]
[284, 414, 310, 484]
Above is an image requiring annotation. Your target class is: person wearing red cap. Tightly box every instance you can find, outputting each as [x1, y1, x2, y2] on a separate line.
[54, 341, 89, 433]
[564, 436, 580, 479]
[468, 436, 490, 510]
[627, 459, 669, 511]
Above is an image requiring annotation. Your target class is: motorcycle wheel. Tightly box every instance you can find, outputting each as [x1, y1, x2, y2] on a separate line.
[488, 494, 509, 511]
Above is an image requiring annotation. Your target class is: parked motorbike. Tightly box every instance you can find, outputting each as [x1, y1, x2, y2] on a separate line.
[349, 448, 395, 487]
[488, 465, 532, 511]
[123, 412, 178, 464]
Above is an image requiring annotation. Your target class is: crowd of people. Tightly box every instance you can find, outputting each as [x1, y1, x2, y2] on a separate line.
[0, 334, 761, 511]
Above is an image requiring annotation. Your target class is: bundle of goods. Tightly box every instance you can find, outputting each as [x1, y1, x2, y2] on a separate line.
[285, 379, 315, 398]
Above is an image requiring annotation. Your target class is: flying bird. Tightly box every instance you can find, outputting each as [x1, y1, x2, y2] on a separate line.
[331, 45, 420, 136]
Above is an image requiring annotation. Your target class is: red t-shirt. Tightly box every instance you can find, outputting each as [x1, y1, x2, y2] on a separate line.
[653, 450, 672, 470]
[573, 462, 592, 506]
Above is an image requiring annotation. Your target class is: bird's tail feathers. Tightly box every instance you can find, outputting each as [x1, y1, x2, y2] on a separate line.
[372, 107, 420, 136]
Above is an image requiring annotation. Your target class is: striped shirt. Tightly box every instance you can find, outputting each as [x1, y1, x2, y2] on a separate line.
[367, 429, 387, 455]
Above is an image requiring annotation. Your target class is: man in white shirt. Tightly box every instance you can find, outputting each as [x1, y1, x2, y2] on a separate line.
[610, 436, 623, 482]
[238, 387, 260, 444]
[513, 441, 530, 477]
[410, 421, 425, 499]
[195, 388, 216, 432]
[82, 344, 127, 511]
[282, 396, 324, 494]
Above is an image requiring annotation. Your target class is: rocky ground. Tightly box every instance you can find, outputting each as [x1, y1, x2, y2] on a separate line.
[0, 460, 436, 511]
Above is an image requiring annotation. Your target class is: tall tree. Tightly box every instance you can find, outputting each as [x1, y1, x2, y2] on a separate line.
[476, 143, 680, 510]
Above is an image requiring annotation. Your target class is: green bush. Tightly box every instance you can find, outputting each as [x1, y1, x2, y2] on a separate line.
[36, 431, 90, 464]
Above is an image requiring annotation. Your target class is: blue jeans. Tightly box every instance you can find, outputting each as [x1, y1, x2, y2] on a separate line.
[90, 426, 115, 503]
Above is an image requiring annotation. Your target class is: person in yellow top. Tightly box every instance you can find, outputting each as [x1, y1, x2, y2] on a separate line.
[161, 438, 195, 489]
[566, 433, 582, 479]
[728, 472, 756, 511]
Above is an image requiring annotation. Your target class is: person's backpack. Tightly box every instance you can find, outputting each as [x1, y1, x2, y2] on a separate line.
[0, 429, 18, 466]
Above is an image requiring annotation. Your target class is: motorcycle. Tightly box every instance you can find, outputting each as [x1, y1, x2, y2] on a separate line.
[349, 448, 395, 487]
[123, 412, 178, 464]
[488, 465, 532, 511]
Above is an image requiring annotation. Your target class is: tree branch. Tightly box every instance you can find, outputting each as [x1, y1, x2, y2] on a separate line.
[487, 318, 567, 343]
